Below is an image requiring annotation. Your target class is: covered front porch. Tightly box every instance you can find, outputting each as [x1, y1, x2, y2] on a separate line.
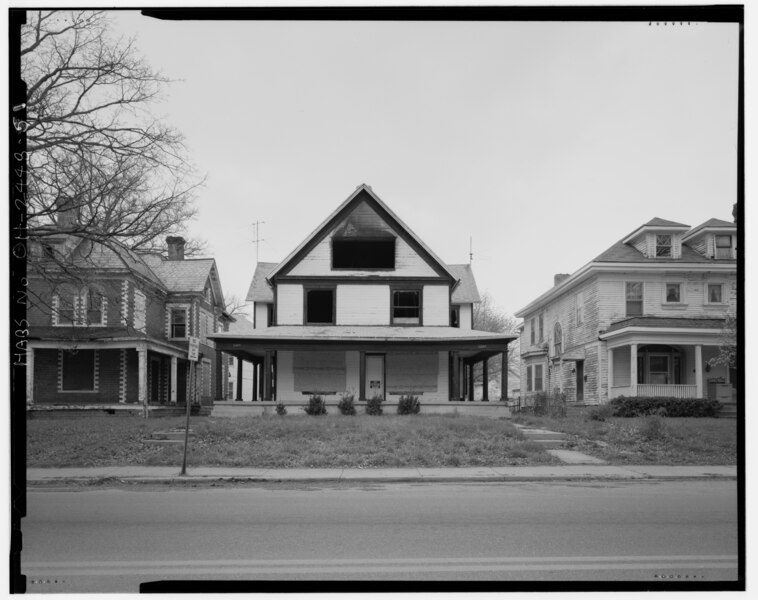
[211, 326, 515, 407]
[600, 317, 732, 401]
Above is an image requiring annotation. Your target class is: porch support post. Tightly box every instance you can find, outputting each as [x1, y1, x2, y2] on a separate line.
[252, 360, 258, 401]
[26, 347, 34, 405]
[607, 348, 614, 402]
[695, 344, 703, 399]
[170, 356, 178, 404]
[468, 363, 474, 401]
[137, 346, 148, 417]
[236, 358, 243, 401]
[630, 344, 638, 396]
[257, 361, 263, 401]
[359, 351, 366, 401]
[501, 350, 508, 401]
[482, 358, 489, 401]
[451, 352, 460, 400]
[263, 351, 272, 401]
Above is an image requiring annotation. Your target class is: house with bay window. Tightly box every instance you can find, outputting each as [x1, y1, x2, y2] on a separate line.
[26, 235, 233, 414]
[515, 217, 737, 407]
[211, 184, 515, 410]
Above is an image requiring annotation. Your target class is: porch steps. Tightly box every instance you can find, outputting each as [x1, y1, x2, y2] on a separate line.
[512, 425, 569, 449]
[718, 403, 737, 419]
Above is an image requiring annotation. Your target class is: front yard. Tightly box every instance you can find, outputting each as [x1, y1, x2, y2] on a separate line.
[27, 412, 738, 469]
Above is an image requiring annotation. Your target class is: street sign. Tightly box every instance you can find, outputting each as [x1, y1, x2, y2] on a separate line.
[188, 336, 200, 362]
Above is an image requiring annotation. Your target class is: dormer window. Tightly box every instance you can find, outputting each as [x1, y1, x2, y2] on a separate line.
[655, 235, 672, 257]
[332, 238, 395, 269]
[715, 235, 733, 259]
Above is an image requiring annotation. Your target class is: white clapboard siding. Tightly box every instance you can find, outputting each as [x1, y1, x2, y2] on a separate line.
[276, 284, 303, 325]
[254, 302, 269, 329]
[423, 285, 449, 326]
[612, 346, 631, 386]
[287, 200, 439, 277]
[459, 304, 472, 330]
[336, 285, 390, 325]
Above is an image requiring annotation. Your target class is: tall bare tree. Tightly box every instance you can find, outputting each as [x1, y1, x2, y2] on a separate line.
[21, 10, 202, 292]
[473, 292, 520, 398]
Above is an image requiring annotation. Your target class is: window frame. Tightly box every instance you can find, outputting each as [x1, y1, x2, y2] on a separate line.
[706, 282, 726, 305]
[450, 305, 460, 328]
[391, 287, 422, 326]
[53, 285, 107, 327]
[625, 282, 644, 316]
[304, 286, 336, 325]
[526, 365, 533, 392]
[169, 306, 189, 339]
[530, 318, 536, 345]
[538, 313, 544, 342]
[553, 322, 563, 356]
[534, 364, 544, 392]
[664, 282, 683, 304]
[714, 234, 733, 259]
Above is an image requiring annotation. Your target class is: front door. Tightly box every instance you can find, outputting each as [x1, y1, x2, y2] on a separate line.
[576, 360, 584, 403]
[365, 355, 385, 400]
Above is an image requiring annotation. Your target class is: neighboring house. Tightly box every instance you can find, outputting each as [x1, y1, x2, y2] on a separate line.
[211, 184, 516, 406]
[26, 235, 233, 414]
[514, 218, 737, 406]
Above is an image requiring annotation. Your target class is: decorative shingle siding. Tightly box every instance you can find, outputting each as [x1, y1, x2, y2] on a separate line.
[336, 285, 390, 325]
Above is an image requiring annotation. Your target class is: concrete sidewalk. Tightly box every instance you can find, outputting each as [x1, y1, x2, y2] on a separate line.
[26, 464, 737, 484]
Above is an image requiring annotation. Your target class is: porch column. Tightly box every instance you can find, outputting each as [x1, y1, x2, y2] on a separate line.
[468, 363, 474, 401]
[482, 358, 489, 401]
[263, 351, 272, 401]
[26, 347, 34, 405]
[236, 358, 243, 401]
[607, 348, 614, 402]
[695, 344, 703, 399]
[257, 361, 263, 401]
[137, 346, 148, 417]
[501, 351, 508, 401]
[630, 344, 638, 396]
[451, 352, 460, 400]
[252, 361, 258, 401]
[170, 356, 178, 404]
[359, 351, 366, 401]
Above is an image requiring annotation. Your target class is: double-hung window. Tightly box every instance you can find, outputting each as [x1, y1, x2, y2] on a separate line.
[655, 235, 672, 257]
[715, 235, 733, 259]
[392, 290, 420, 325]
[707, 283, 724, 304]
[665, 283, 681, 303]
[534, 364, 544, 392]
[530, 318, 536, 345]
[526, 366, 533, 392]
[538, 314, 544, 342]
[626, 282, 643, 316]
[170, 308, 188, 338]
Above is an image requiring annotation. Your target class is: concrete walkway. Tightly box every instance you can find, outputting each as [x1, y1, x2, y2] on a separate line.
[26, 464, 737, 484]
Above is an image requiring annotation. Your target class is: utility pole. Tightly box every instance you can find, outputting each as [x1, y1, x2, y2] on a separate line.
[252, 220, 265, 263]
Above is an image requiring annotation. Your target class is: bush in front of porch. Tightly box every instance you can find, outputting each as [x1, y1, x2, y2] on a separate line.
[609, 396, 722, 418]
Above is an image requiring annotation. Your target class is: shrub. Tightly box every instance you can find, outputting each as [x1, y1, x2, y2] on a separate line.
[275, 402, 287, 416]
[529, 391, 567, 418]
[366, 395, 384, 416]
[587, 404, 614, 422]
[304, 395, 328, 416]
[337, 393, 356, 416]
[610, 396, 721, 418]
[397, 395, 421, 415]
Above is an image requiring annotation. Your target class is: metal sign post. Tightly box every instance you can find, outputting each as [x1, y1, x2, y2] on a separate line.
[181, 337, 200, 476]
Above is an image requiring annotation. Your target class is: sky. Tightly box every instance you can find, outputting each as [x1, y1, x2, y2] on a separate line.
[106, 10, 740, 319]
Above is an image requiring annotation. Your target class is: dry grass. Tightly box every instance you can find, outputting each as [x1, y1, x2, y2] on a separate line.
[27, 414, 560, 468]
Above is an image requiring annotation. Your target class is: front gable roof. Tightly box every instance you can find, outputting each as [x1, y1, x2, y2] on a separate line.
[266, 184, 457, 283]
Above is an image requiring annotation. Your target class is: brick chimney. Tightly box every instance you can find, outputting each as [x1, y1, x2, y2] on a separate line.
[554, 273, 570, 287]
[166, 236, 185, 260]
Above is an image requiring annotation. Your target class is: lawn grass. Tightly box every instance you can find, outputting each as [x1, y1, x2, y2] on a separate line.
[512, 413, 737, 465]
[27, 414, 560, 468]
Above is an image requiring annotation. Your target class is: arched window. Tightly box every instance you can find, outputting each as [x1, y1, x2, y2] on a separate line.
[52, 284, 107, 327]
[553, 322, 563, 355]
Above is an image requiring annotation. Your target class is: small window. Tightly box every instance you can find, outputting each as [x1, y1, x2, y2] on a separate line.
[553, 323, 563, 355]
[538, 314, 544, 342]
[526, 365, 533, 392]
[530, 318, 536, 345]
[332, 239, 395, 269]
[665, 283, 681, 303]
[707, 284, 723, 304]
[450, 306, 460, 328]
[392, 290, 420, 325]
[306, 289, 335, 324]
[61, 349, 96, 391]
[656, 234, 672, 257]
[170, 308, 187, 338]
[267, 303, 275, 327]
[715, 235, 732, 259]
[626, 282, 643, 316]
[534, 364, 544, 392]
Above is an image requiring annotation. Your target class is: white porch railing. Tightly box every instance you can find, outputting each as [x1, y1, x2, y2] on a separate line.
[637, 384, 697, 398]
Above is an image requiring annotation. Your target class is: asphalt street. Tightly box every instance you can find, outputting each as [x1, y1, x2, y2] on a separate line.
[21, 479, 739, 592]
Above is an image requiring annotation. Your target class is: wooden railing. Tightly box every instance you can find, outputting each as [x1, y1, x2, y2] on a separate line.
[637, 384, 697, 398]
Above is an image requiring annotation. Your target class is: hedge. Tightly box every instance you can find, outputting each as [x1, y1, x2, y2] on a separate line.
[609, 396, 721, 418]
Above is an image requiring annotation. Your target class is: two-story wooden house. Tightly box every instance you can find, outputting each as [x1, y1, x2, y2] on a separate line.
[515, 218, 737, 406]
[211, 184, 515, 410]
[26, 235, 233, 415]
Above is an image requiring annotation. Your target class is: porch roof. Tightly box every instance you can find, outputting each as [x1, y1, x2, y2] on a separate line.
[603, 316, 726, 335]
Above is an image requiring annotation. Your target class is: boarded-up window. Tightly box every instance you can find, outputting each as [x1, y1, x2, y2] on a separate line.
[61, 349, 96, 391]
[293, 351, 346, 392]
[386, 353, 437, 393]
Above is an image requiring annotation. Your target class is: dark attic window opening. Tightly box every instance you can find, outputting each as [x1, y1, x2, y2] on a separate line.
[332, 239, 395, 269]
[306, 289, 334, 324]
